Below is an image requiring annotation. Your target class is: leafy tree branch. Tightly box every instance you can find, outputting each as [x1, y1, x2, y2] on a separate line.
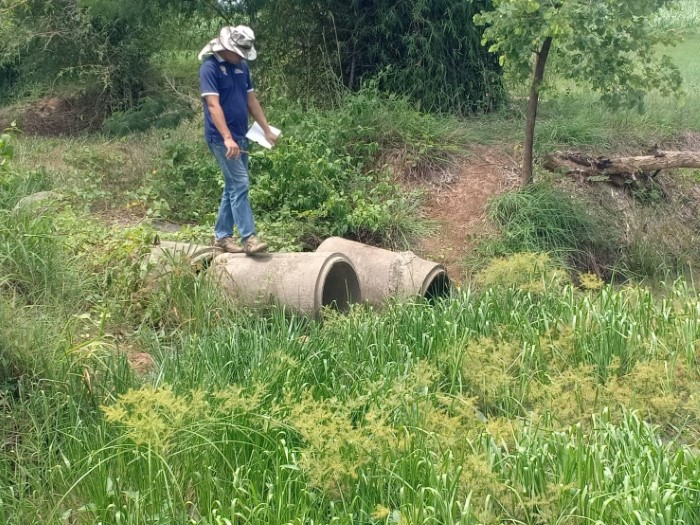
[475, 0, 683, 185]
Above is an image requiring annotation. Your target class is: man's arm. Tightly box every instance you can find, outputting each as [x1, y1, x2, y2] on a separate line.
[247, 91, 277, 146]
[205, 95, 240, 159]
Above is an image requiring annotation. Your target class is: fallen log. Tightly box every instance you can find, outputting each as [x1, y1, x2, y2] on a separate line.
[543, 150, 700, 177]
[542, 150, 700, 197]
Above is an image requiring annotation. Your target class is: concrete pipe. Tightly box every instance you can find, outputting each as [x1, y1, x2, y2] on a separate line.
[147, 240, 222, 275]
[209, 252, 361, 318]
[316, 237, 450, 306]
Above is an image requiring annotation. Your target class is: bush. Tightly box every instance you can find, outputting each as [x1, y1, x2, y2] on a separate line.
[474, 252, 571, 292]
[145, 139, 222, 223]
[484, 184, 620, 274]
[249, 0, 503, 113]
[103, 96, 195, 136]
[142, 91, 466, 249]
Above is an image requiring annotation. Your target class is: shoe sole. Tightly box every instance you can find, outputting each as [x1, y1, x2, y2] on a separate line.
[244, 245, 269, 255]
[214, 243, 244, 254]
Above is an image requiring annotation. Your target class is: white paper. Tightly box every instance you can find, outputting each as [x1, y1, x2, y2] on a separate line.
[245, 122, 281, 149]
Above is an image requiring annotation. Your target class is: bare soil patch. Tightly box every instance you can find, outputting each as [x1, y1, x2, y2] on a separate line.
[0, 93, 106, 135]
[413, 146, 520, 283]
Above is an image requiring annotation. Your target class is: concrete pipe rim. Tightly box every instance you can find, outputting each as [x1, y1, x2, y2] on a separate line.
[315, 253, 362, 314]
[420, 266, 451, 300]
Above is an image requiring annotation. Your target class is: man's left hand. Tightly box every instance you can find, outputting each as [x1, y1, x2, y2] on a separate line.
[264, 129, 278, 147]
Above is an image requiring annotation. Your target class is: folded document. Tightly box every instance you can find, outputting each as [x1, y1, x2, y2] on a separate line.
[246, 122, 281, 149]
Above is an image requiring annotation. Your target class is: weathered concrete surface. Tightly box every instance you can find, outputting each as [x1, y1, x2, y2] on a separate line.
[316, 237, 450, 307]
[209, 252, 361, 318]
[147, 240, 223, 277]
[13, 191, 63, 212]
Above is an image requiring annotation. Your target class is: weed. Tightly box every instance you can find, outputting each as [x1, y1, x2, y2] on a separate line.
[481, 184, 620, 277]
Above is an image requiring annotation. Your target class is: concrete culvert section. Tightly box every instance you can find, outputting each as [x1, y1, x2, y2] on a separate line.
[146, 240, 223, 280]
[209, 252, 361, 318]
[148, 241, 223, 267]
[316, 237, 451, 307]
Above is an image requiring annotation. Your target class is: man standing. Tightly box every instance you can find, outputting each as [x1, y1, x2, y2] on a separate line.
[199, 25, 277, 254]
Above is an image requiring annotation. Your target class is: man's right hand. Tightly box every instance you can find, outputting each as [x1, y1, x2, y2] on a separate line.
[224, 137, 240, 159]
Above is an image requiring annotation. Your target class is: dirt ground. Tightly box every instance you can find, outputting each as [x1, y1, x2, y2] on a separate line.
[0, 93, 106, 135]
[415, 147, 520, 283]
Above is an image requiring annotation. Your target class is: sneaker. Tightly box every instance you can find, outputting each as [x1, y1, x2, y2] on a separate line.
[243, 235, 268, 255]
[214, 236, 244, 254]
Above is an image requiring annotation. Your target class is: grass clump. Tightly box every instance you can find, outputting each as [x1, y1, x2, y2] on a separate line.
[0, 209, 69, 303]
[651, 0, 700, 31]
[474, 252, 570, 292]
[482, 183, 619, 275]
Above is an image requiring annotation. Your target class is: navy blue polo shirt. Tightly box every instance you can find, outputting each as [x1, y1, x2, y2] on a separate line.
[200, 54, 254, 143]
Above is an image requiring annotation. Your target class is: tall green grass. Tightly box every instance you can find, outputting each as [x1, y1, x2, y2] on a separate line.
[651, 0, 700, 31]
[480, 184, 620, 276]
[4, 268, 700, 524]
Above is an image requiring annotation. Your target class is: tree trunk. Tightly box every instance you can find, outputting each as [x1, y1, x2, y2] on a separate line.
[522, 36, 552, 186]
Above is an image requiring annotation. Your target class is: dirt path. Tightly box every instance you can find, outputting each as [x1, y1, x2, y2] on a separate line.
[415, 146, 520, 283]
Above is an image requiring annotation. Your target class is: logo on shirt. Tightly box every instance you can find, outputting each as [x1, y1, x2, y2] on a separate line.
[219, 65, 228, 76]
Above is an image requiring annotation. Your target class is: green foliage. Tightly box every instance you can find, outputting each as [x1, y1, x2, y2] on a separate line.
[2, 0, 206, 112]
[484, 184, 619, 273]
[246, 0, 503, 113]
[474, 252, 570, 292]
[651, 0, 700, 30]
[248, 113, 420, 246]
[6, 273, 700, 523]
[103, 96, 196, 136]
[0, 170, 51, 212]
[475, 0, 683, 112]
[0, 165, 68, 306]
[143, 91, 463, 248]
[144, 139, 222, 222]
[0, 131, 14, 169]
[0, 207, 75, 305]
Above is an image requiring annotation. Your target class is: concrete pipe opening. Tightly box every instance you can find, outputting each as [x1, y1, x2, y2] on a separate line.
[209, 252, 361, 318]
[318, 257, 361, 313]
[316, 237, 451, 307]
[422, 267, 451, 301]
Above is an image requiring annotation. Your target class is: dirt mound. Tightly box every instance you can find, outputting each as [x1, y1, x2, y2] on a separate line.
[415, 146, 520, 282]
[0, 93, 106, 135]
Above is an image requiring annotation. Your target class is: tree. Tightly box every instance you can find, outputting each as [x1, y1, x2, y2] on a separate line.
[239, 0, 503, 114]
[1, 0, 207, 111]
[474, 0, 683, 186]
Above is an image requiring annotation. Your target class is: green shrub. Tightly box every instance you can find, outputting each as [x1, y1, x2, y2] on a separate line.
[484, 183, 619, 274]
[103, 96, 195, 136]
[145, 139, 221, 223]
[143, 92, 459, 248]
[474, 252, 571, 292]
[250, 0, 503, 113]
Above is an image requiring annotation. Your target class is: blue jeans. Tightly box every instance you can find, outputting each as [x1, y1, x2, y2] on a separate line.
[208, 139, 256, 242]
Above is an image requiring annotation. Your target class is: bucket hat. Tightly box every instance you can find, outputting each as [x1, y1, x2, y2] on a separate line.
[198, 25, 257, 62]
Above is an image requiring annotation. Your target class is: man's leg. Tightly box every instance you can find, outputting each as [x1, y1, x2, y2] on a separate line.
[209, 141, 237, 241]
[208, 141, 266, 253]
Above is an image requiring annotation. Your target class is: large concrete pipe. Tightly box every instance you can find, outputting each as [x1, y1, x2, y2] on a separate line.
[209, 252, 361, 318]
[146, 240, 222, 278]
[316, 237, 450, 306]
